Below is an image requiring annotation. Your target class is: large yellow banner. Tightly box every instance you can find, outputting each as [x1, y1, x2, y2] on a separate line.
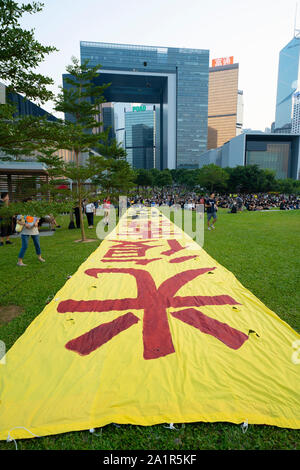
[0, 208, 299, 441]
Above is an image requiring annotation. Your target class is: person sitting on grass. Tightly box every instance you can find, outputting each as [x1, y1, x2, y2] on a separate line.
[38, 214, 61, 231]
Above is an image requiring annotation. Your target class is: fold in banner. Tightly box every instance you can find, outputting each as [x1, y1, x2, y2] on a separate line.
[0, 208, 299, 441]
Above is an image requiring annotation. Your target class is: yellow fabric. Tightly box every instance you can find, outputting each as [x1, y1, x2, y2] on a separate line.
[0, 208, 299, 441]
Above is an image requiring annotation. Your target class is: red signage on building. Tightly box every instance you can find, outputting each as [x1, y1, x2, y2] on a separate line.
[212, 56, 234, 67]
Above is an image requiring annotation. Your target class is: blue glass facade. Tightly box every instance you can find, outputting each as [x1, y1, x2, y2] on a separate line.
[275, 36, 300, 130]
[125, 107, 155, 169]
[80, 41, 209, 169]
[7, 90, 58, 121]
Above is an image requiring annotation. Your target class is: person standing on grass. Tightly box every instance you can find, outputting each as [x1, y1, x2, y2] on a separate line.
[205, 192, 218, 230]
[85, 200, 96, 228]
[103, 198, 111, 226]
[0, 192, 14, 246]
[17, 215, 45, 266]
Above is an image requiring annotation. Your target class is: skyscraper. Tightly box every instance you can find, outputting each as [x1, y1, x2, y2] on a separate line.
[80, 41, 209, 169]
[275, 35, 300, 132]
[207, 59, 243, 150]
[291, 91, 300, 133]
[125, 105, 155, 169]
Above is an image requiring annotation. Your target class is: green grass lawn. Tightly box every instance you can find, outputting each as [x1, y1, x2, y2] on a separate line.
[0, 209, 299, 450]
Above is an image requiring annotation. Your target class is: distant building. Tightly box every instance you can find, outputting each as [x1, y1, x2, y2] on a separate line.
[0, 82, 90, 165]
[274, 35, 300, 133]
[98, 102, 116, 140]
[207, 60, 243, 149]
[125, 105, 156, 169]
[199, 132, 300, 180]
[0, 82, 58, 121]
[113, 102, 127, 148]
[80, 40, 210, 169]
[292, 92, 300, 133]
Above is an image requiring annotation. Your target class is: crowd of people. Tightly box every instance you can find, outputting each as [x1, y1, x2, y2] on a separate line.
[125, 191, 300, 212]
[1, 190, 299, 265]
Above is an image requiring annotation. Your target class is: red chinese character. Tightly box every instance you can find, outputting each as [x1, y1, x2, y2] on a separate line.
[58, 268, 248, 359]
[103, 240, 162, 259]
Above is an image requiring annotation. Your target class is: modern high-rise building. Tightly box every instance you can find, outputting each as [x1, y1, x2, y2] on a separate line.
[125, 105, 156, 169]
[80, 41, 209, 169]
[98, 102, 116, 140]
[113, 102, 127, 147]
[291, 91, 300, 133]
[274, 35, 300, 132]
[207, 59, 243, 149]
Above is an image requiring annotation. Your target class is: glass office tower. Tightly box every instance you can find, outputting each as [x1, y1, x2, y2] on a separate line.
[80, 41, 209, 169]
[125, 106, 155, 169]
[275, 36, 300, 131]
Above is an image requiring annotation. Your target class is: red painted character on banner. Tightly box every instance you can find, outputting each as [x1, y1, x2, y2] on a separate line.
[58, 267, 248, 359]
[101, 239, 197, 265]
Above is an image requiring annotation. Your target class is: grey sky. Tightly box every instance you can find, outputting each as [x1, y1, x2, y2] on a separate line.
[19, 0, 300, 130]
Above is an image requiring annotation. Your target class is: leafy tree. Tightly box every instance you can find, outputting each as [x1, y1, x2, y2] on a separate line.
[198, 164, 228, 192]
[154, 169, 173, 189]
[0, 1, 62, 160]
[93, 158, 135, 205]
[50, 57, 111, 241]
[276, 178, 297, 195]
[0, 114, 67, 160]
[134, 169, 154, 191]
[97, 127, 127, 160]
[0, 0, 57, 102]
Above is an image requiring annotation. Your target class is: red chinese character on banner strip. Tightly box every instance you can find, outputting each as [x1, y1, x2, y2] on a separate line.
[58, 267, 248, 359]
[103, 240, 162, 259]
[101, 258, 161, 265]
[162, 239, 186, 256]
[169, 255, 198, 263]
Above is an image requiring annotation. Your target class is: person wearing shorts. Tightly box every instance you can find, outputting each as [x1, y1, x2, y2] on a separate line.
[205, 192, 217, 230]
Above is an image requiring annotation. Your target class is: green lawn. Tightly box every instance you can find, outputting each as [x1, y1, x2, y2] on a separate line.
[0, 209, 299, 450]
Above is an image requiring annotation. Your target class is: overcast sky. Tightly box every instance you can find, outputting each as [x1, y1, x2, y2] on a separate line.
[19, 0, 300, 130]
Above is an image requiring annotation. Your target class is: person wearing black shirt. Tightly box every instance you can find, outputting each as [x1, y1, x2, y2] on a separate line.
[205, 192, 217, 230]
[0, 192, 13, 245]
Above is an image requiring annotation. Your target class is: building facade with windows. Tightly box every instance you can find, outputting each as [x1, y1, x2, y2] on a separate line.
[80, 41, 209, 169]
[125, 105, 156, 169]
[291, 92, 300, 133]
[274, 35, 300, 133]
[207, 62, 243, 150]
[199, 132, 300, 180]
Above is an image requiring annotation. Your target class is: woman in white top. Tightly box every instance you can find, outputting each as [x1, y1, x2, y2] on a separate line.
[85, 202, 96, 228]
[17, 215, 45, 266]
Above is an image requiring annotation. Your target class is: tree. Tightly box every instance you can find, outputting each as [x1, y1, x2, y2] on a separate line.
[276, 178, 296, 195]
[43, 57, 135, 241]
[0, 0, 57, 103]
[134, 169, 154, 192]
[198, 164, 228, 193]
[0, 1, 62, 160]
[97, 127, 127, 160]
[154, 169, 173, 190]
[0, 113, 67, 160]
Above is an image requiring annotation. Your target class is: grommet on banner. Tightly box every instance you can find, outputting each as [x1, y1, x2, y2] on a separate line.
[163, 423, 178, 430]
[89, 428, 102, 437]
[241, 419, 248, 433]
